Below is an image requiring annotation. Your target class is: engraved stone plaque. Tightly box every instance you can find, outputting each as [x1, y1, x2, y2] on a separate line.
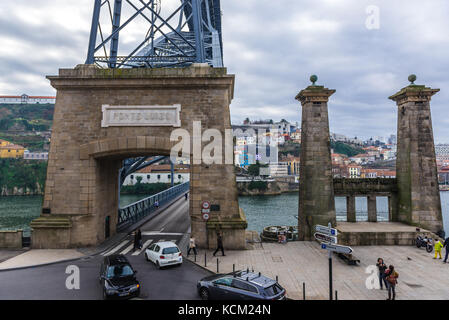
[101, 105, 181, 128]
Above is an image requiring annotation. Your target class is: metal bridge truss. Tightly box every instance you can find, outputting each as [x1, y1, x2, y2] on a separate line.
[117, 181, 190, 231]
[86, 0, 223, 68]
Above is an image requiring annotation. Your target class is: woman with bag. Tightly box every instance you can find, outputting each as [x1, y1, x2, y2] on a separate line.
[385, 265, 399, 300]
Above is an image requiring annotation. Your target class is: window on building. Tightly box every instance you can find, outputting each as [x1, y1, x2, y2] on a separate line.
[178, 175, 182, 179]
[147, 175, 150, 180]
[130, 175, 134, 179]
[168, 174, 171, 179]
[157, 175, 161, 180]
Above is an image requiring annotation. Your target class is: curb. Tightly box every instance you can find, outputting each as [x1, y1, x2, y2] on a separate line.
[185, 256, 216, 275]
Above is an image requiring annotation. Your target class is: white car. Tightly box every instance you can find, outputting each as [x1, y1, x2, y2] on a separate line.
[145, 241, 183, 269]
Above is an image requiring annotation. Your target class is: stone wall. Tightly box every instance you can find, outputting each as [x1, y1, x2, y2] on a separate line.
[333, 178, 397, 196]
[0, 230, 23, 249]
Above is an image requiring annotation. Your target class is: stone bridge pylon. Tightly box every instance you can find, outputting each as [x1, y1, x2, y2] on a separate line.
[31, 64, 247, 249]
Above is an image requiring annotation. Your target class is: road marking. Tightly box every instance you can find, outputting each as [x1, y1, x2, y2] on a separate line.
[120, 243, 135, 255]
[102, 240, 130, 256]
[142, 232, 184, 236]
[132, 240, 153, 256]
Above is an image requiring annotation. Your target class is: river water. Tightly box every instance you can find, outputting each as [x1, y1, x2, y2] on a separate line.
[1, 192, 449, 235]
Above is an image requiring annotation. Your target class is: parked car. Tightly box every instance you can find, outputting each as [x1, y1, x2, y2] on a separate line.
[99, 254, 140, 300]
[145, 241, 183, 268]
[197, 270, 286, 300]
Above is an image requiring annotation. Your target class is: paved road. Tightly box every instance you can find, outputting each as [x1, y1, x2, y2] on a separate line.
[0, 196, 211, 300]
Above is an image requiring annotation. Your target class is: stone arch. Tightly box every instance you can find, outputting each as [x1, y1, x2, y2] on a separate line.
[79, 136, 182, 160]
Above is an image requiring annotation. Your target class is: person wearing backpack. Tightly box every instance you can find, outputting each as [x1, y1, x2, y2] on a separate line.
[385, 265, 399, 300]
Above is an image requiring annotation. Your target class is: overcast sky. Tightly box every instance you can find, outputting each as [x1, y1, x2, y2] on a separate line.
[0, 0, 448, 142]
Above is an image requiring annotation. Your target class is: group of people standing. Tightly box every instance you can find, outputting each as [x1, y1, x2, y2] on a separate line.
[376, 258, 399, 300]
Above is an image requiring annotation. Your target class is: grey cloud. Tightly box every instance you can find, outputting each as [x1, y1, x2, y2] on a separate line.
[0, 0, 448, 142]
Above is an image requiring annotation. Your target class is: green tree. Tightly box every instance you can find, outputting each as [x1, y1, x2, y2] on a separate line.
[248, 163, 260, 176]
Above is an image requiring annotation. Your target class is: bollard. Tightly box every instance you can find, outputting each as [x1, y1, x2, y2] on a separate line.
[276, 275, 279, 283]
[194, 252, 197, 263]
[303, 282, 306, 300]
[233, 264, 235, 274]
[204, 251, 207, 267]
[217, 258, 219, 273]
[335, 290, 338, 301]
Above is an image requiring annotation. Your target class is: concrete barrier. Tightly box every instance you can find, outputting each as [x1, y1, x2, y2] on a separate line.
[0, 230, 23, 249]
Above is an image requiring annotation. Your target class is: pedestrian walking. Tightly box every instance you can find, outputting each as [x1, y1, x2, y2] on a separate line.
[443, 237, 449, 263]
[213, 232, 225, 256]
[154, 200, 159, 209]
[187, 237, 197, 256]
[376, 258, 388, 290]
[434, 238, 443, 259]
[385, 265, 399, 300]
[185, 193, 188, 200]
[133, 228, 142, 252]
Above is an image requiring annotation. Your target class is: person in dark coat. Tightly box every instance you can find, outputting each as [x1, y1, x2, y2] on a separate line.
[213, 232, 225, 256]
[133, 229, 142, 252]
[443, 237, 449, 263]
[376, 258, 388, 290]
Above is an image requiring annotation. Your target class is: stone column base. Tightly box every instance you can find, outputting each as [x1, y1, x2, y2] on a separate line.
[192, 208, 248, 250]
[30, 216, 72, 249]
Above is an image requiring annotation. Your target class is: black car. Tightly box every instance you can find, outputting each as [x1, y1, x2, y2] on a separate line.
[99, 254, 140, 300]
[197, 270, 286, 300]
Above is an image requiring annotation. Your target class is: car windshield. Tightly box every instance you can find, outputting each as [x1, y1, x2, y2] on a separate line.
[106, 265, 134, 278]
[264, 283, 283, 296]
[162, 247, 179, 254]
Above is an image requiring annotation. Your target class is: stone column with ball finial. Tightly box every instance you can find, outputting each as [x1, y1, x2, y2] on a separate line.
[389, 75, 443, 234]
[296, 75, 337, 241]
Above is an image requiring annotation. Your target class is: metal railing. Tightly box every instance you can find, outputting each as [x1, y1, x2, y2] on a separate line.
[117, 182, 190, 232]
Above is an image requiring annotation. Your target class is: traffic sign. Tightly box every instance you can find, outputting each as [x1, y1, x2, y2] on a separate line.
[314, 232, 337, 244]
[315, 224, 338, 236]
[321, 243, 353, 254]
[202, 212, 210, 221]
[201, 201, 211, 210]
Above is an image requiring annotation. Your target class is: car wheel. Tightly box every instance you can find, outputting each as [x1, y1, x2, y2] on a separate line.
[145, 253, 149, 261]
[199, 287, 209, 300]
[156, 261, 161, 269]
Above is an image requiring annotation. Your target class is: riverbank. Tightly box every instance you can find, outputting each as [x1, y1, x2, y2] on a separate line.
[237, 176, 298, 196]
[0, 159, 46, 196]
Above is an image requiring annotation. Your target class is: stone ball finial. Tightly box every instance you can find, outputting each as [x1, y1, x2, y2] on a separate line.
[310, 75, 318, 85]
[408, 74, 417, 84]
